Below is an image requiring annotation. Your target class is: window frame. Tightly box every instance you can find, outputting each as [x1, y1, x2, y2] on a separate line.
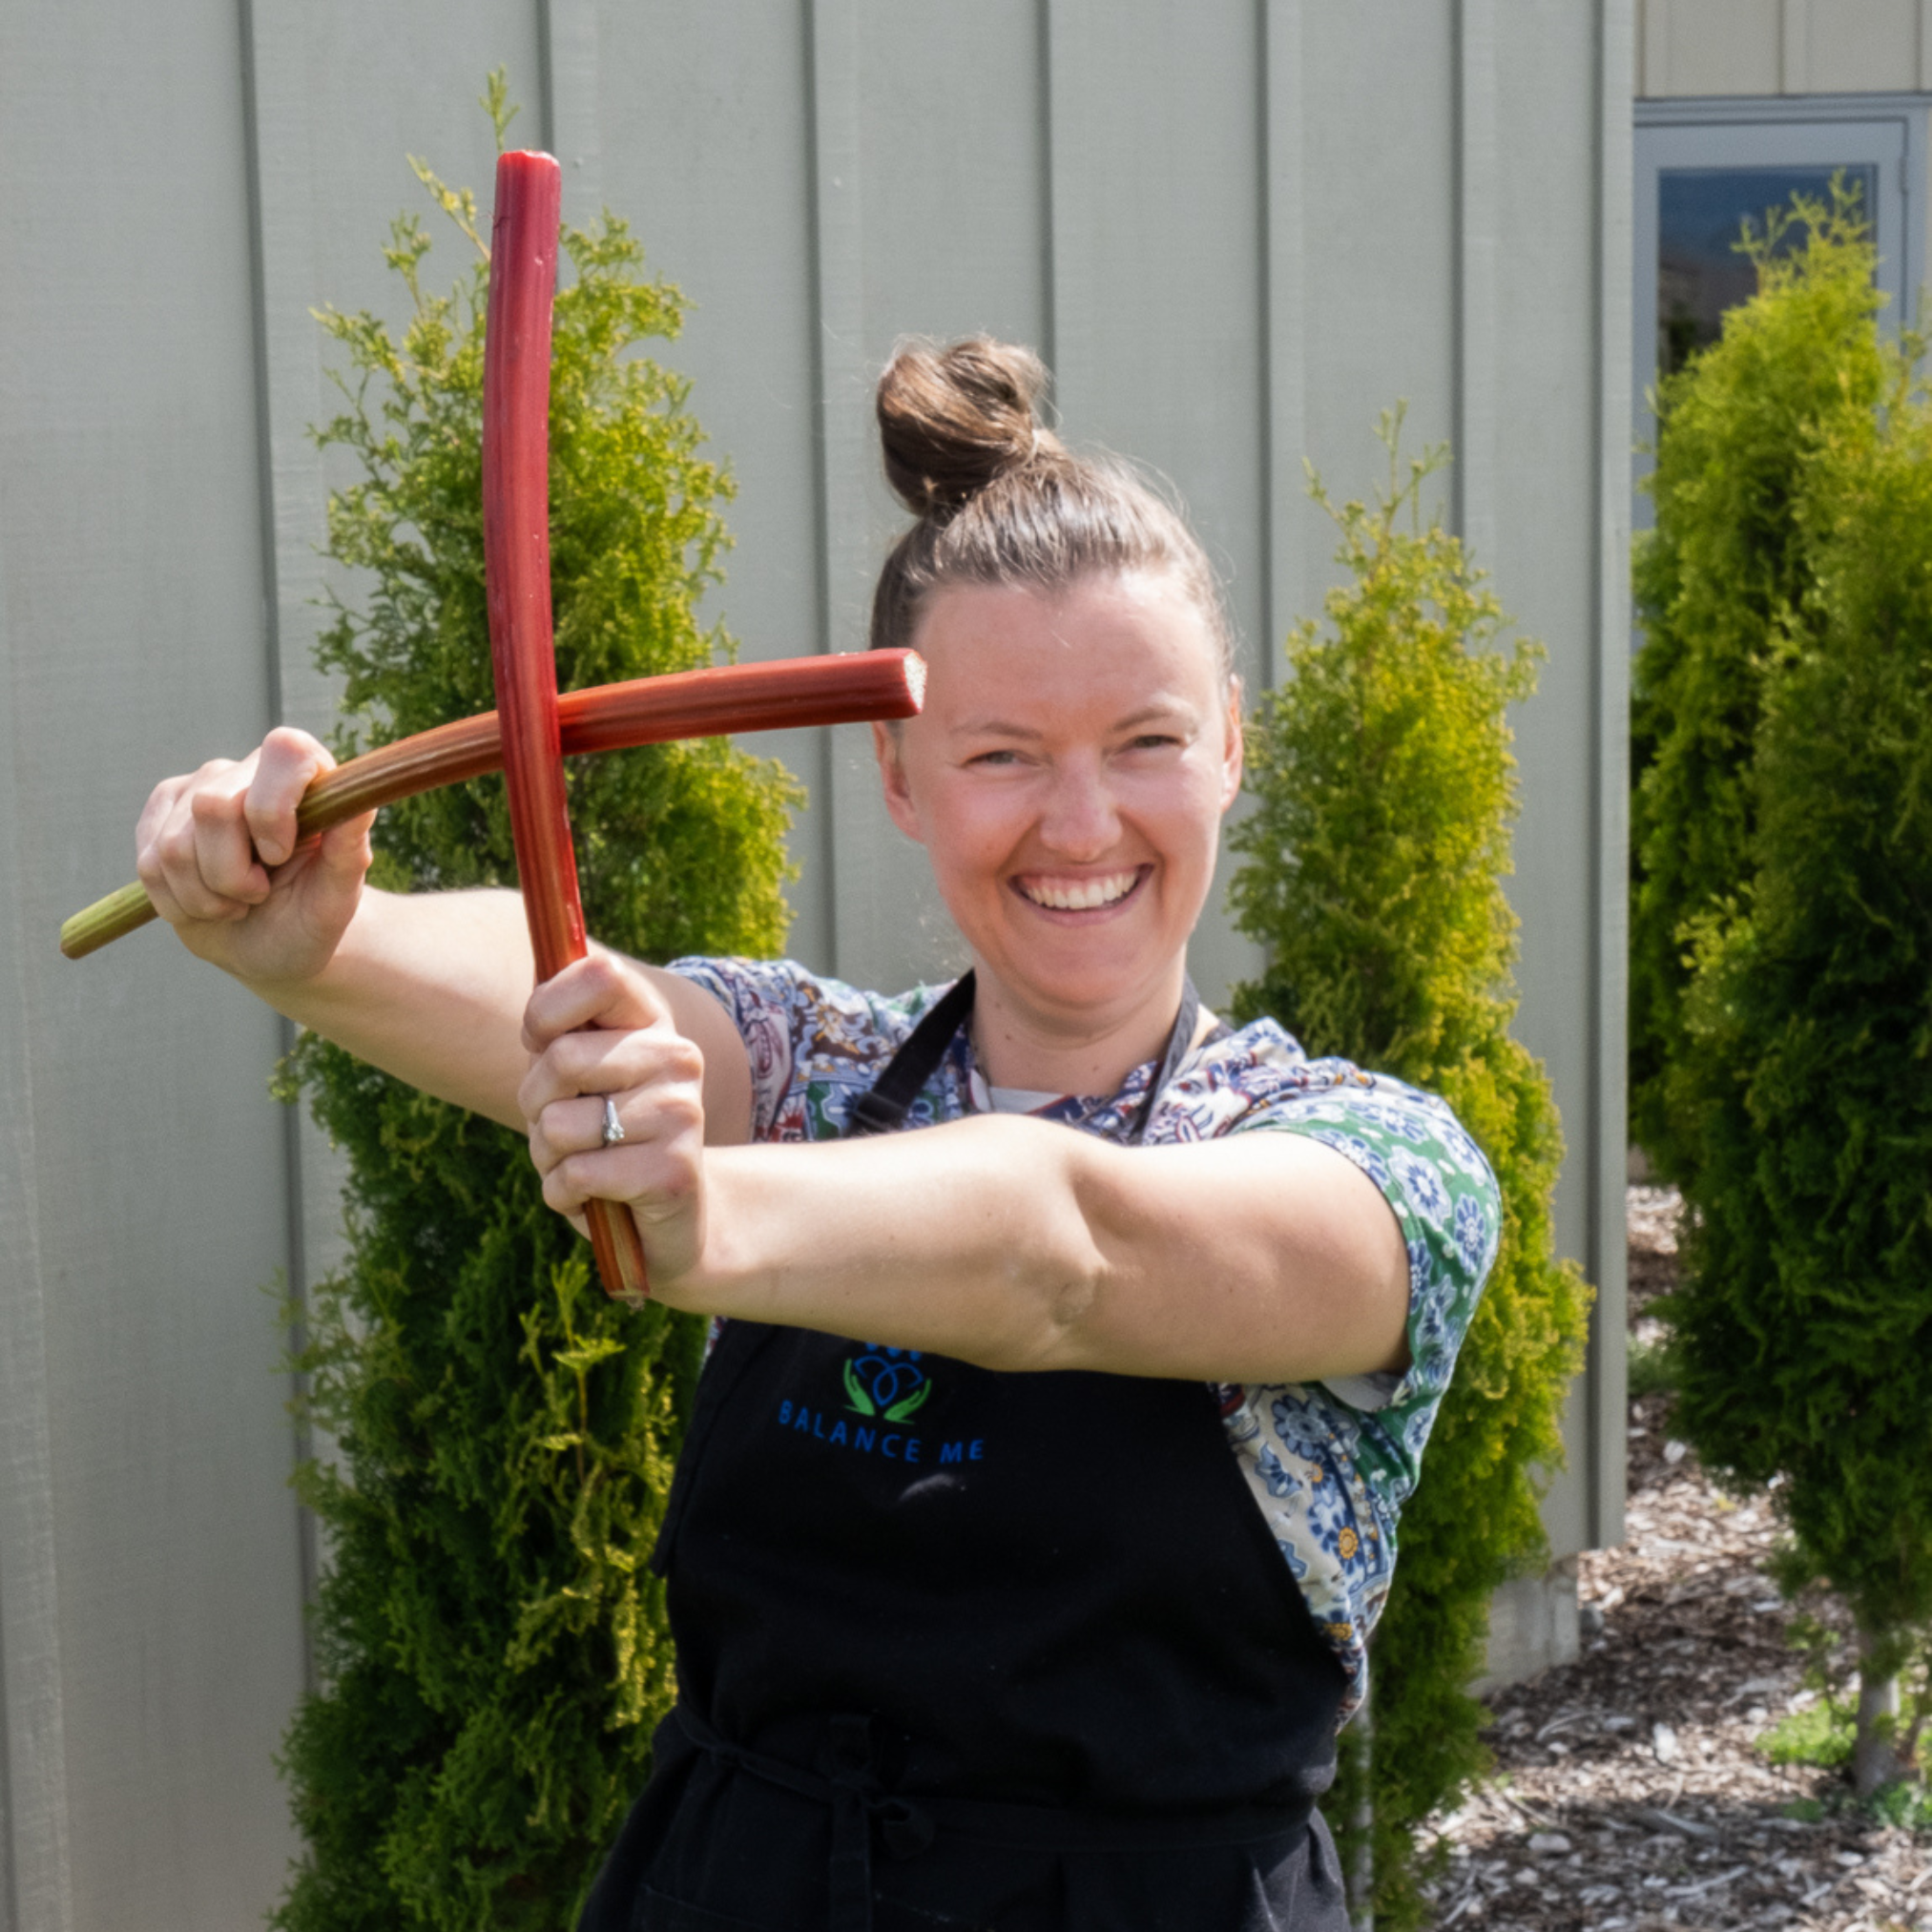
[1632, 95, 1928, 530]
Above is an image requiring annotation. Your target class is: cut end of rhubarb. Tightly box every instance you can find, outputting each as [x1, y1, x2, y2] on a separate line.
[901, 650, 926, 712]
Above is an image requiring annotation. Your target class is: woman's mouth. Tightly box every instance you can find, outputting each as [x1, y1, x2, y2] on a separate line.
[1012, 866, 1147, 912]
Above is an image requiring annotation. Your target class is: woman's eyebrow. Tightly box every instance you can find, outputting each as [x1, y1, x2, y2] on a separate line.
[950, 701, 1195, 741]
[1111, 701, 1195, 732]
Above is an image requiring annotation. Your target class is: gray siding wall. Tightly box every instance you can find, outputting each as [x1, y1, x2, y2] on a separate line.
[0, 5, 1631, 1923]
[1639, 0, 1932, 97]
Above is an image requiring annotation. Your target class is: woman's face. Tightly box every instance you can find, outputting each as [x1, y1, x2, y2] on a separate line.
[875, 571, 1242, 1030]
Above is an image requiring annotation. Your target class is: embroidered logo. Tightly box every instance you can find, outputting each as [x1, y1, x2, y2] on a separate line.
[841, 1345, 932, 1423]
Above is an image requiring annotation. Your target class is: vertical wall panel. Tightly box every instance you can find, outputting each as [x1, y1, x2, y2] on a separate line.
[1593, 0, 1636, 1557]
[1457, 0, 1499, 567]
[1260, 0, 1310, 689]
[1046, 0, 1269, 1006]
[0, 742, 75, 1925]
[1807, 0, 1917, 92]
[1298, 8, 1460, 535]
[0, 0, 306, 1921]
[1637, 0, 1790, 94]
[835, 0, 1053, 987]
[542, 0, 605, 229]
[805, 0, 879, 977]
[592, 1, 830, 961]
[1487, 0, 1621, 1559]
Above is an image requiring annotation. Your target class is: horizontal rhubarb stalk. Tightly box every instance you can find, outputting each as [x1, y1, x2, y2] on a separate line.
[60, 649, 924, 961]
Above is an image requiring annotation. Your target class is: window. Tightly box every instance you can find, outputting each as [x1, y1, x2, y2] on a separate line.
[1633, 98, 1925, 531]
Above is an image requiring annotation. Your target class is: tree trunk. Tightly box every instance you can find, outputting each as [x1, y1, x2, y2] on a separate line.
[1853, 1619, 1904, 1799]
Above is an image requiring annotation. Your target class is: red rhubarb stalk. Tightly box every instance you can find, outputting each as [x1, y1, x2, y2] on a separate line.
[59, 652, 924, 962]
[485, 150, 651, 1302]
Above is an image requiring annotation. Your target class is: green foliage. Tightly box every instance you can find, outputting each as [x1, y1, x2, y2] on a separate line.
[1229, 420, 1590, 1930]
[1629, 181, 1885, 1179]
[1625, 1333, 1680, 1400]
[1869, 1776, 1932, 1832]
[273, 81, 799, 1932]
[1759, 1701, 1854, 1769]
[1660, 199, 1932, 1797]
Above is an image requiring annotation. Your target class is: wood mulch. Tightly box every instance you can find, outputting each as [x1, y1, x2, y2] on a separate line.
[1418, 1187, 1931, 1930]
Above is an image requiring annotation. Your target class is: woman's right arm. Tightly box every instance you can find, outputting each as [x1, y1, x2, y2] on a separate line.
[135, 725, 753, 1140]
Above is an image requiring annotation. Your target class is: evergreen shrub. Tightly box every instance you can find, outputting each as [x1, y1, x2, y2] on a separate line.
[273, 80, 799, 1931]
[1629, 183, 1883, 1179]
[1667, 257, 1932, 1796]
[1229, 421, 1590, 1929]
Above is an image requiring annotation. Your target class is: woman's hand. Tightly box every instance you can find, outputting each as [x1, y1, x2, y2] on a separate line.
[519, 954, 713, 1289]
[135, 726, 375, 986]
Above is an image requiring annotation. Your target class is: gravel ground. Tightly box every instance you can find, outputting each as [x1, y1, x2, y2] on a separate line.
[1419, 1186, 1931, 1930]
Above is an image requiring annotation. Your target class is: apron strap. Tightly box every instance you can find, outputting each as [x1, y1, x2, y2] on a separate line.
[841, 971, 979, 1138]
[671, 1703, 1314, 1932]
[842, 969, 1202, 1148]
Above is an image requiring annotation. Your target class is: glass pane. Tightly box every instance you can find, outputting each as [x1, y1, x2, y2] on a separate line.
[1657, 164, 1878, 376]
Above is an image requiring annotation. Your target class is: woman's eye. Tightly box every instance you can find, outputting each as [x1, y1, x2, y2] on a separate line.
[1125, 734, 1181, 752]
[967, 748, 1023, 767]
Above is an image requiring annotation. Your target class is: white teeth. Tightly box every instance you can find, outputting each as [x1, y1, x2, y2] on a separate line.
[1022, 870, 1138, 910]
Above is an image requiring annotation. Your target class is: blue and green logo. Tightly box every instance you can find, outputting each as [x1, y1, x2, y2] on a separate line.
[841, 1346, 932, 1424]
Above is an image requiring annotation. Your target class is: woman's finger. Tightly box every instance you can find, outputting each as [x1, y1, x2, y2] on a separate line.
[527, 1091, 623, 1176]
[143, 760, 261, 923]
[521, 1034, 705, 1162]
[190, 779, 273, 907]
[540, 1128, 701, 1224]
[517, 1013, 702, 1122]
[522, 951, 669, 1054]
[138, 758, 250, 923]
[247, 727, 337, 866]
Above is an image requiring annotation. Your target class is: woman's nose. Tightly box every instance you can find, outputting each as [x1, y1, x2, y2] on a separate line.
[1037, 762, 1119, 857]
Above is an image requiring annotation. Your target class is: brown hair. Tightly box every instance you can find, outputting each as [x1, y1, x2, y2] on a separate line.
[868, 338, 1235, 683]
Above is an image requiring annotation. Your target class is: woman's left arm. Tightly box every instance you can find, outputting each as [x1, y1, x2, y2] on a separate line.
[520, 960, 1410, 1384]
[700, 1118, 1410, 1384]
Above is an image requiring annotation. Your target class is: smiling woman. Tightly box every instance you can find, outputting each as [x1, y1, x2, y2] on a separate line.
[132, 336, 1498, 1932]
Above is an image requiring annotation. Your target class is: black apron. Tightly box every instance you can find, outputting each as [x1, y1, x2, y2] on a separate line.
[581, 976, 1351, 1932]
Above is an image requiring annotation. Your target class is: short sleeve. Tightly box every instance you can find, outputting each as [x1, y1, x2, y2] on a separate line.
[664, 958, 969, 1144]
[666, 956, 809, 1140]
[1229, 1059, 1502, 1498]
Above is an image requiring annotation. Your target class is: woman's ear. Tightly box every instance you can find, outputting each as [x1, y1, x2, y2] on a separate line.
[1218, 677, 1245, 813]
[873, 720, 926, 843]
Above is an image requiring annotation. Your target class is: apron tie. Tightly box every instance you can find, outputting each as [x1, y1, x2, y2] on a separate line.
[675, 1705, 934, 1932]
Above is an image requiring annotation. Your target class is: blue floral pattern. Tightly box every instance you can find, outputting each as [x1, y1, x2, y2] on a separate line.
[670, 957, 1499, 1727]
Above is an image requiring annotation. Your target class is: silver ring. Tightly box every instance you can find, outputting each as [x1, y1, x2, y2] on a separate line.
[600, 1095, 626, 1147]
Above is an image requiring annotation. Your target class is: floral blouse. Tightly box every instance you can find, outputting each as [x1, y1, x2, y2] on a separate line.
[669, 957, 1500, 1726]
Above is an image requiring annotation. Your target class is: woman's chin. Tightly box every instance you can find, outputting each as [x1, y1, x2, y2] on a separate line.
[985, 925, 1181, 1017]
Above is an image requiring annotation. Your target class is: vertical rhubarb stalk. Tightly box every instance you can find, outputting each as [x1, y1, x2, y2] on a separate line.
[485, 150, 650, 1302]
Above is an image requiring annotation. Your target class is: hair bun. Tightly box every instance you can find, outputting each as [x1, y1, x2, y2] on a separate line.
[877, 338, 1056, 517]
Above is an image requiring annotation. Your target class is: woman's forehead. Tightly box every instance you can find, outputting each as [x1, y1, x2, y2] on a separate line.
[912, 571, 1221, 693]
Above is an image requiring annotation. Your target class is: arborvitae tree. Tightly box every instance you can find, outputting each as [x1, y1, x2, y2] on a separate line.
[1229, 422, 1589, 1931]
[1670, 322, 1932, 1801]
[272, 80, 799, 1931]
[1630, 184, 1883, 1180]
